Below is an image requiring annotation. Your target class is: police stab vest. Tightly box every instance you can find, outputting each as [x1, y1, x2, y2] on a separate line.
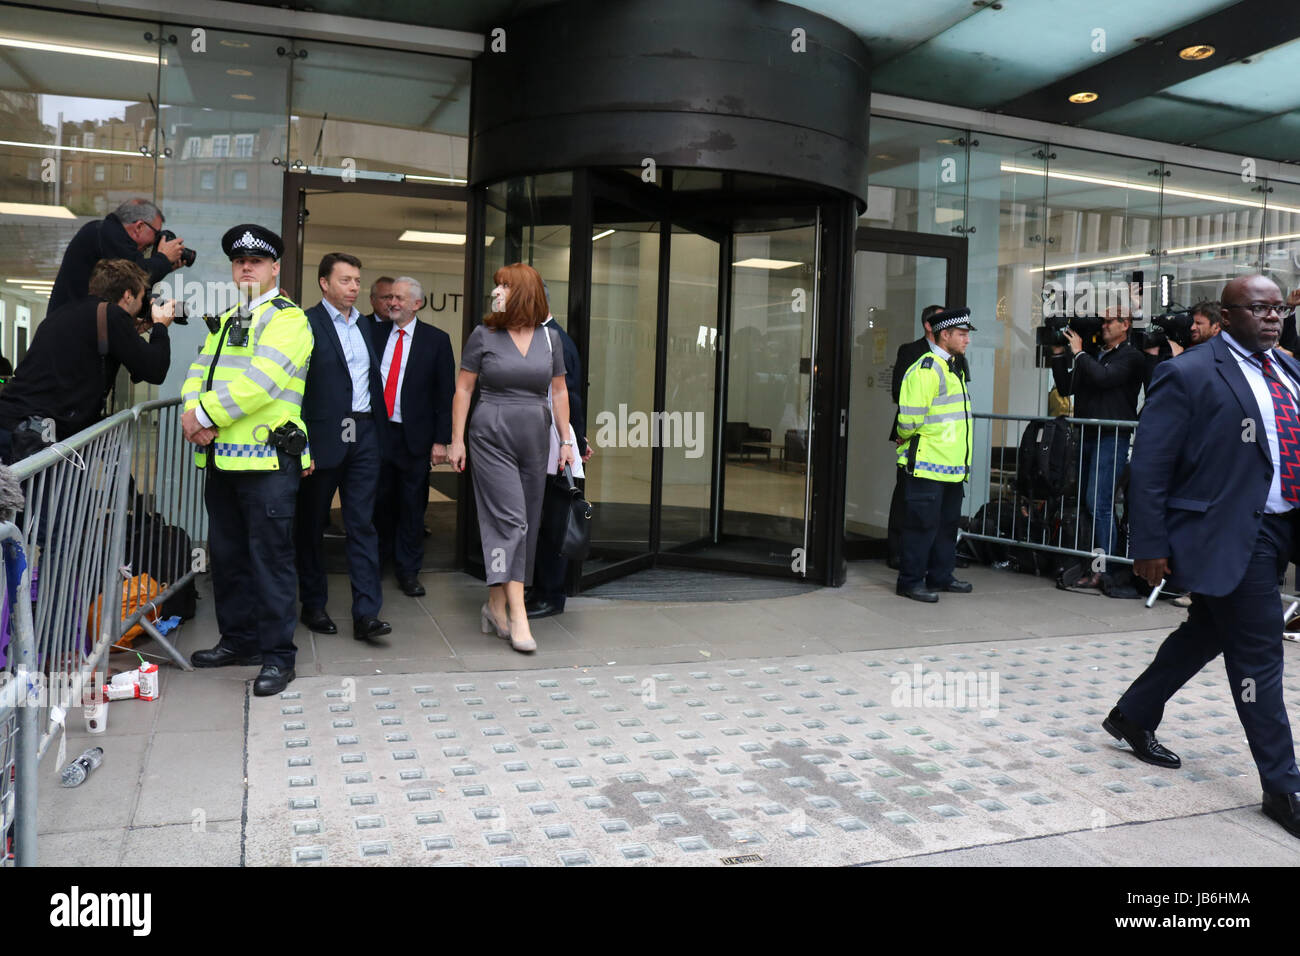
[895, 351, 972, 482]
[181, 294, 313, 471]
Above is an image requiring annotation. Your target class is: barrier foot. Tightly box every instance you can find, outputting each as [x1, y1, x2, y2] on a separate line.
[135, 617, 194, 672]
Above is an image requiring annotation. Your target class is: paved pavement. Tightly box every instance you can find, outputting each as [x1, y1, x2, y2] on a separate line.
[32, 562, 1300, 866]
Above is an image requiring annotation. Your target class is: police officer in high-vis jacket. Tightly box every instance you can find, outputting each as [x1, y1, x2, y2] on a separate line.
[183, 224, 314, 696]
[895, 307, 975, 603]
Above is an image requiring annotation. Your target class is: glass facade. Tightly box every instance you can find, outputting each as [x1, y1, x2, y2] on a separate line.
[0, 5, 470, 403]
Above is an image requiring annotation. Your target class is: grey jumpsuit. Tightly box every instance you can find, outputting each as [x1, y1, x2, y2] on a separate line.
[462, 324, 565, 585]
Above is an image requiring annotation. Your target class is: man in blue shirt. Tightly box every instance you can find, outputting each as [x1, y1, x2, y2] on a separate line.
[296, 252, 391, 643]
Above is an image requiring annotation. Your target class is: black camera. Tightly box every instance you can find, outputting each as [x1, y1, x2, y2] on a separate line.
[1035, 314, 1103, 349]
[141, 292, 187, 325]
[157, 229, 196, 268]
[265, 422, 308, 457]
[1138, 310, 1195, 351]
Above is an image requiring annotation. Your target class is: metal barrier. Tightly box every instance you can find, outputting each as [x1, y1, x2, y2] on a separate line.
[960, 412, 1138, 567]
[0, 521, 38, 866]
[0, 397, 205, 866]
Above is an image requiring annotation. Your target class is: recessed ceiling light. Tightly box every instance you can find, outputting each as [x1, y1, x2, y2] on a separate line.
[231, 93, 255, 101]
[398, 230, 466, 244]
[874, 153, 895, 160]
[0, 202, 75, 219]
[733, 258, 802, 270]
[1068, 91, 1099, 104]
[0, 36, 164, 65]
[1179, 44, 1215, 61]
[226, 68, 253, 76]
[592, 228, 615, 241]
[220, 39, 251, 48]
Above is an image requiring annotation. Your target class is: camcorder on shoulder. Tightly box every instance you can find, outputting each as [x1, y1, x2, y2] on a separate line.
[1134, 310, 1194, 350]
[1035, 314, 1103, 350]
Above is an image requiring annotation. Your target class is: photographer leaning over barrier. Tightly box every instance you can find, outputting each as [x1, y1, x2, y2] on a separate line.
[1050, 307, 1145, 586]
[0, 259, 173, 464]
[48, 199, 189, 313]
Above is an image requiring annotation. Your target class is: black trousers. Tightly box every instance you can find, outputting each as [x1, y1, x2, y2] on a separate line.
[376, 427, 431, 579]
[897, 473, 964, 592]
[206, 451, 300, 668]
[295, 417, 382, 620]
[1118, 513, 1300, 794]
[886, 464, 907, 566]
[531, 474, 576, 608]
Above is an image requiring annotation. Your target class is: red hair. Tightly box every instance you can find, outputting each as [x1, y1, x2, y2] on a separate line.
[485, 262, 548, 330]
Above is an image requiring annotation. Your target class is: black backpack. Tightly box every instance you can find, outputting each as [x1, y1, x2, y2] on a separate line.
[1016, 417, 1079, 499]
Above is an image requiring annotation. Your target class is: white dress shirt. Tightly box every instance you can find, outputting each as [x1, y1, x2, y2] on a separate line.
[380, 320, 416, 423]
[1220, 330, 1300, 514]
[322, 298, 371, 414]
[194, 286, 281, 429]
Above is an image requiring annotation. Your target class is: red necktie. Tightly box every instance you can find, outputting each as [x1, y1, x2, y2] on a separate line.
[1256, 351, 1300, 505]
[384, 329, 404, 417]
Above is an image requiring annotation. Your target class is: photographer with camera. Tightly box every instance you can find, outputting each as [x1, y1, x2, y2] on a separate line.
[0, 259, 172, 464]
[48, 199, 190, 312]
[1051, 308, 1144, 586]
[182, 224, 314, 697]
[1141, 300, 1222, 382]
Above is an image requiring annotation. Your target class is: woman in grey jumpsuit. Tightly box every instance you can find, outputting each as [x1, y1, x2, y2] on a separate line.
[449, 263, 575, 652]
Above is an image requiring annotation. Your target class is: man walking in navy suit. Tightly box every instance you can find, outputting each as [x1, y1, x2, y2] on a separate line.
[297, 252, 391, 643]
[371, 276, 456, 596]
[526, 302, 591, 619]
[1111, 273, 1300, 839]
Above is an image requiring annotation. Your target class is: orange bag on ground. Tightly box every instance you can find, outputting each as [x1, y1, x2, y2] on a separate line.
[87, 574, 162, 650]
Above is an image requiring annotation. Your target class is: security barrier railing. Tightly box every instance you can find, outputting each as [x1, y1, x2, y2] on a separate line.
[0, 397, 204, 867]
[959, 413, 1138, 569]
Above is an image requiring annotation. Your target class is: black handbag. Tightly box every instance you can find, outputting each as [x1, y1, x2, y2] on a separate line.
[557, 464, 592, 560]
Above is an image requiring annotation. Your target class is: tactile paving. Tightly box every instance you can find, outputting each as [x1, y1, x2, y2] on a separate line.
[243, 633, 1293, 866]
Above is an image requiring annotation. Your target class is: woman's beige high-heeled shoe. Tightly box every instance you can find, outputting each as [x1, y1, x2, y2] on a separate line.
[480, 603, 509, 639]
[509, 619, 536, 653]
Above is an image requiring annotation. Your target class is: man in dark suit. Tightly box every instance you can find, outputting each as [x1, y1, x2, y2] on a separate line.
[887, 305, 963, 568]
[48, 199, 186, 311]
[1113, 274, 1300, 840]
[296, 252, 391, 643]
[367, 276, 395, 324]
[527, 303, 590, 619]
[371, 276, 456, 596]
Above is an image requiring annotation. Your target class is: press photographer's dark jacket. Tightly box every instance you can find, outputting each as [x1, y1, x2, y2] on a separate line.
[1050, 338, 1143, 422]
[48, 214, 173, 312]
[0, 296, 169, 439]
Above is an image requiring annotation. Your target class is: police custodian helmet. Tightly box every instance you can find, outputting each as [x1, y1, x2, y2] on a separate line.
[221, 224, 284, 261]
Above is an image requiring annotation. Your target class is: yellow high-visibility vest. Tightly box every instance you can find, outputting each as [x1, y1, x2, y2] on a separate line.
[895, 351, 972, 482]
[181, 295, 313, 471]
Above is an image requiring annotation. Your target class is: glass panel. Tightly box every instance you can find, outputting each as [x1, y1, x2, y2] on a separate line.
[1158, 161, 1265, 308]
[720, 222, 816, 568]
[156, 22, 291, 401]
[862, 117, 967, 235]
[1263, 178, 1300, 316]
[483, 173, 572, 323]
[965, 134, 1047, 420]
[660, 230, 720, 551]
[0, 6, 160, 367]
[291, 41, 470, 183]
[846, 250, 947, 545]
[584, 216, 659, 568]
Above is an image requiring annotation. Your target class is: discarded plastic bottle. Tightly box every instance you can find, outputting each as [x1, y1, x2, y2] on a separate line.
[59, 747, 104, 788]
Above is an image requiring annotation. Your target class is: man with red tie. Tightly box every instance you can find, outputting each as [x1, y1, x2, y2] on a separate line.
[371, 276, 456, 596]
[1115, 274, 1300, 840]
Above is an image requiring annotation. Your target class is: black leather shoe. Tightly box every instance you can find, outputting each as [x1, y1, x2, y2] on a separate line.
[253, 664, 295, 696]
[929, 579, 973, 593]
[1262, 792, 1300, 838]
[896, 585, 939, 603]
[300, 608, 337, 635]
[1102, 707, 1181, 768]
[191, 644, 262, 668]
[526, 597, 563, 619]
[354, 616, 392, 643]
[397, 576, 426, 597]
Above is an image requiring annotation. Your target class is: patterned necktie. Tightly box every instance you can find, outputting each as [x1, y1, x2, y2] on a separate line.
[1255, 351, 1300, 505]
[384, 329, 404, 417]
